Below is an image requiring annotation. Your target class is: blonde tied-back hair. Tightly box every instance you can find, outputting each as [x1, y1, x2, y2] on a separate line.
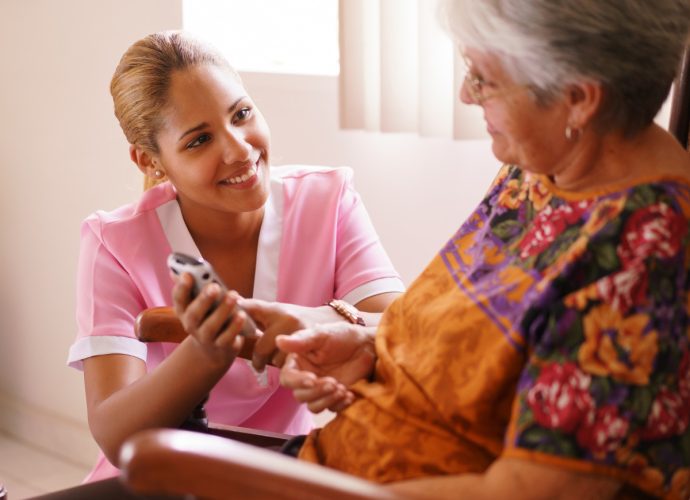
[110, 31, 241, 190]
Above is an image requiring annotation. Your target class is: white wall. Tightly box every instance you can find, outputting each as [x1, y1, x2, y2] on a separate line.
[242, 72, 672, 285]
[242, 72, 501, 284]
[0, 0, 499, 468]
[0, 0, 183, 466]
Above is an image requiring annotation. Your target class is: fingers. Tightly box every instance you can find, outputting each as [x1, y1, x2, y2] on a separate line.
[275, 329, 321, 354]
[249, 304, 305, 371]
[271, 350, 287, 368]
[255, 348, 288, 371]
[252, 345, 288, 372]
[328, 391, 355, 413]
[279, 355, 317, 389]
[214, 310, 247, 354]
[294, 379, 352, 414]
[188, 287, 237, 343]
[280, 354, 355, 413]
[183, 295, 247, 369]
[238, 298, 270, 327]
[171, 272, 195, 316]
[252, 348, 271, 372]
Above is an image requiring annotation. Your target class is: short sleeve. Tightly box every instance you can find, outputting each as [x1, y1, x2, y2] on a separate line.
[504, 197, 690, 497]
[333, 174, 405, 301]
[68, 218, 147, 370]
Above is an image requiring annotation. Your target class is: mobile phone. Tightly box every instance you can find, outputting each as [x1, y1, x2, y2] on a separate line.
[167, 252, 257, 338]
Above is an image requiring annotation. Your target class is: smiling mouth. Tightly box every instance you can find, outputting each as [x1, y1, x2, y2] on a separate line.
[219, 161, 259, 185]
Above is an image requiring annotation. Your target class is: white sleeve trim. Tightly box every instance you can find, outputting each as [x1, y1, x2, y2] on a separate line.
[341, 277, 405, 306]
[67, 336, 148, 371]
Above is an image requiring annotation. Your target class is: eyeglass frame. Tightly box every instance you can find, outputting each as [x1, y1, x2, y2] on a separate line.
[461, 55, 532, 104]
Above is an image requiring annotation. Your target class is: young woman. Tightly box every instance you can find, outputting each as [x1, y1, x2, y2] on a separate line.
[67, 30, 403, 482]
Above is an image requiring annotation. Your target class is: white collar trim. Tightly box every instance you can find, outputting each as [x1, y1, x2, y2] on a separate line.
[156, 180, 282, 303]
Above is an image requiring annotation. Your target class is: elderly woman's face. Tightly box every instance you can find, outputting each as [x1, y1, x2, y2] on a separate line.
[461, 49, 570, 175]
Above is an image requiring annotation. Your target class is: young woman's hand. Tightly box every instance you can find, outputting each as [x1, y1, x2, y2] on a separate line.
[276, 323, 377, 413]
[172, 272, 246, 369]
[239, 299, 309, 371]
[240, 298, 389, 371]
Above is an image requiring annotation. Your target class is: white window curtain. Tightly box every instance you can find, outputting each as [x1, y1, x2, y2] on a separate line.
[338, 0, 487, 139]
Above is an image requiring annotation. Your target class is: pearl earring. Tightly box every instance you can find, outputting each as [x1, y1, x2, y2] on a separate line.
[565, 125, 582, 141]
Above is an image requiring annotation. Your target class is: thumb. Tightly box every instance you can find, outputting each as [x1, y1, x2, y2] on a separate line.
[275, 328, 320, 354]
[238, 298, 271, 326]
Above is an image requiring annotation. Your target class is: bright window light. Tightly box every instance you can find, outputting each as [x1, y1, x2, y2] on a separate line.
[182, 0, 339, 75]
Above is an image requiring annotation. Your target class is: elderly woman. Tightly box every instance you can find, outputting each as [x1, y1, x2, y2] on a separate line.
[238, 0, 690, 499]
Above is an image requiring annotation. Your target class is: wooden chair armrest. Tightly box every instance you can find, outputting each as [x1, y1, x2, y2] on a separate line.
[134, 306, 189, 343]
[119, 429, 395, 500]
[135, 306, 262, 364]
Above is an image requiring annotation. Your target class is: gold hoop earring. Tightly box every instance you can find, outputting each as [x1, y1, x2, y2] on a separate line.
[565, 125, 582, 141]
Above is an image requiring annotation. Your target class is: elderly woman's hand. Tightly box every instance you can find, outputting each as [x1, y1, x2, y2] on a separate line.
[171, 272, 247, 370]
[275, 323, 377, 413]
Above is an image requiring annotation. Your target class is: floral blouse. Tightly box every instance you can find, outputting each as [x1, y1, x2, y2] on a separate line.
[494, 165, 690, 499]
[299, 164, 690, 499]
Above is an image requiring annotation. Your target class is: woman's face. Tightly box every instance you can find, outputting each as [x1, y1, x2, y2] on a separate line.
[154, 64, 271, 216]
[461, 49, 570, 175]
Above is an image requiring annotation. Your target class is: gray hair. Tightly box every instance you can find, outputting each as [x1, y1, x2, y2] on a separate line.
[440, 0, 690, 137]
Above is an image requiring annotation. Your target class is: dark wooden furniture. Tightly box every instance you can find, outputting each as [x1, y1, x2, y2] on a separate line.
[120, 429, 394, 500]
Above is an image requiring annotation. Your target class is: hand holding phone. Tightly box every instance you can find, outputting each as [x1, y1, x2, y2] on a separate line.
[167, 252, 258, 339]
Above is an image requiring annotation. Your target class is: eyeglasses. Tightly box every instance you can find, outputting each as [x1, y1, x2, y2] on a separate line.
[461, 56, 525, 104]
